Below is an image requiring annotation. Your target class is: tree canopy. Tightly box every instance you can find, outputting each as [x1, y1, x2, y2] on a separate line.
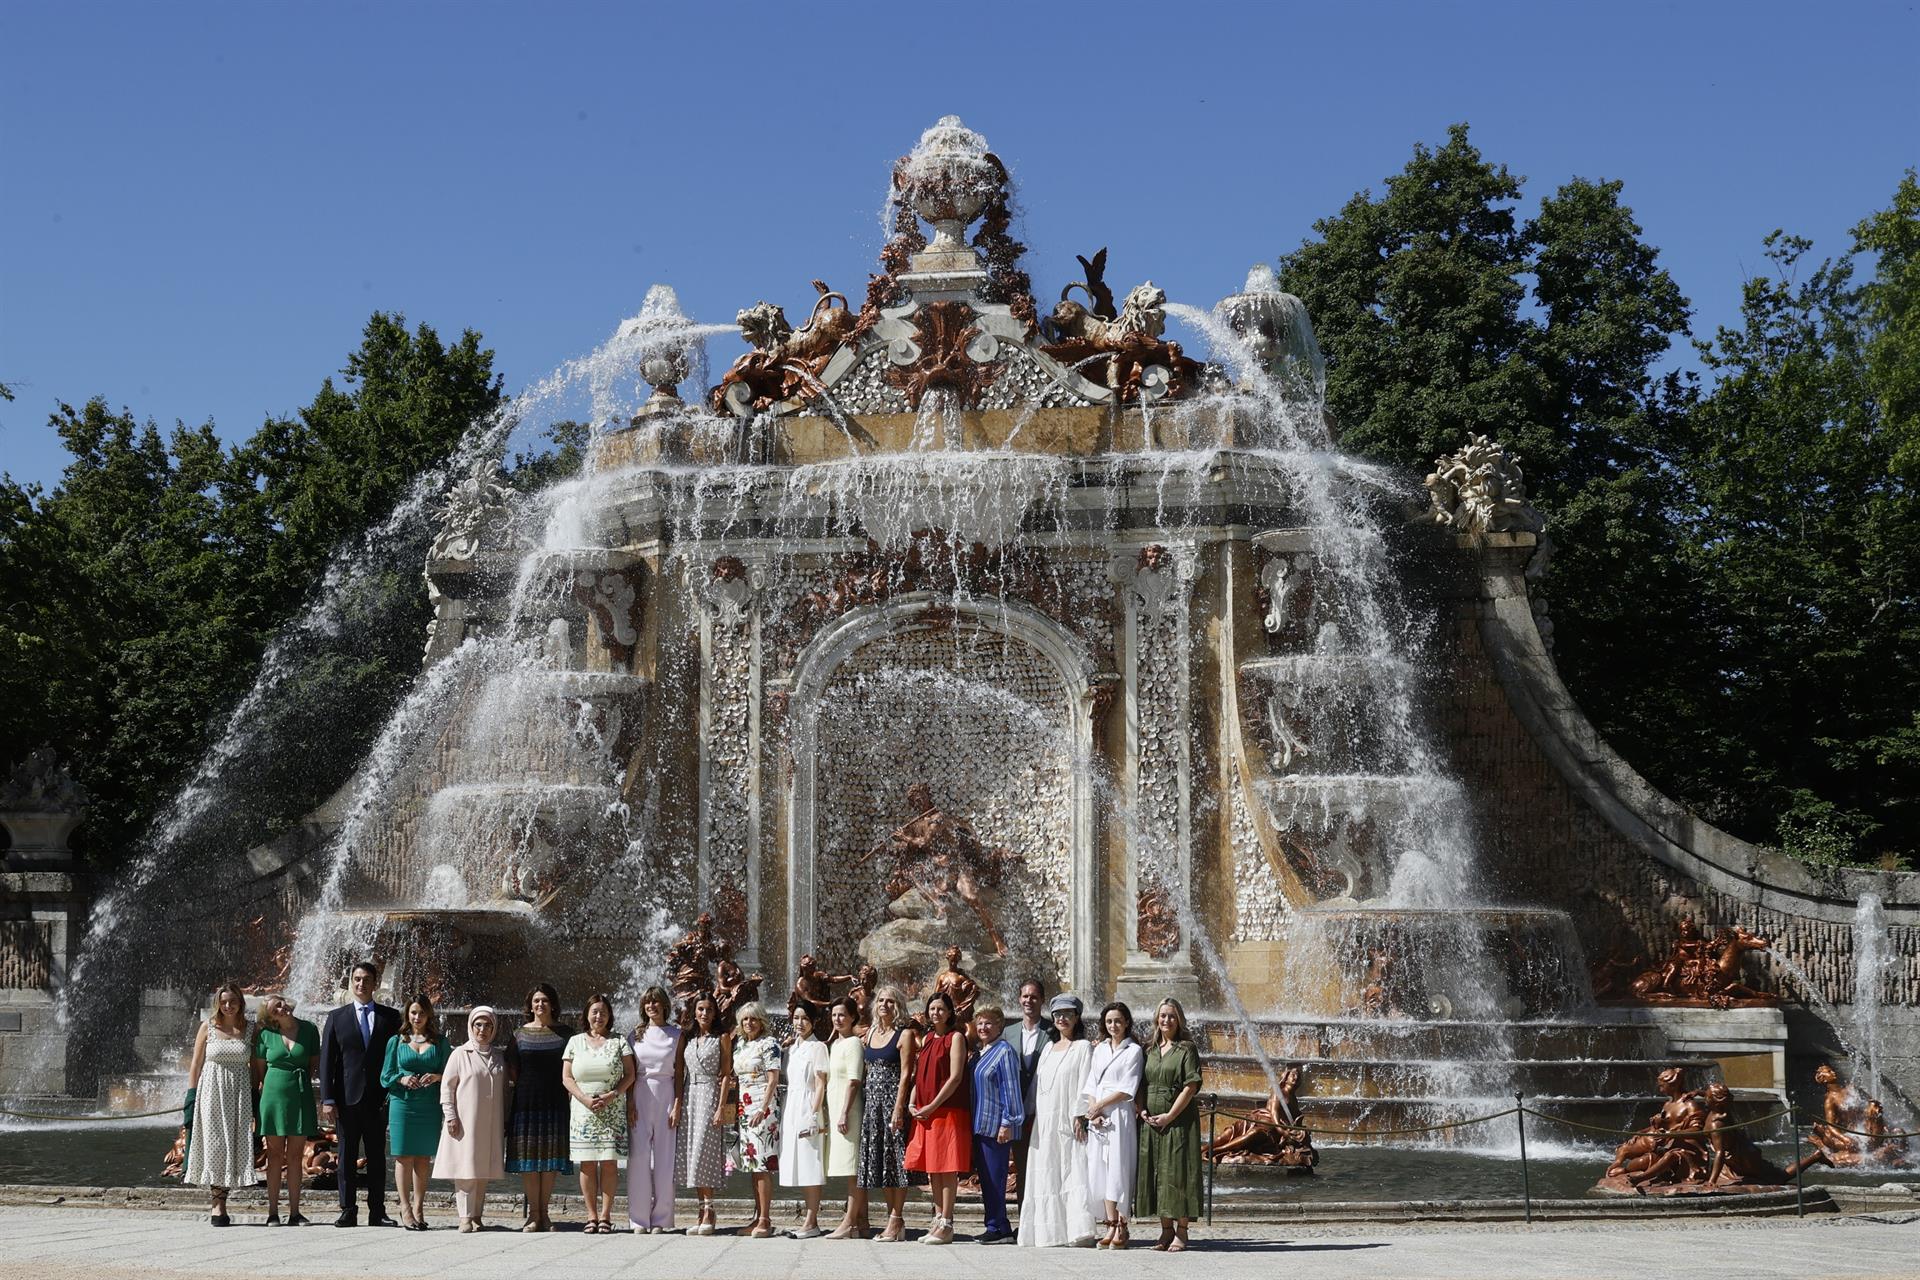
[1281, 130, 1918, 867]
[0, 314, 504, 865]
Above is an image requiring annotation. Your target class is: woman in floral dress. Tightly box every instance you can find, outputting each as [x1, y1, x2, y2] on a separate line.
[731, 1001, 783, 1237]
[675, 992, 731, 1235]
[562, 993, 634, 1233]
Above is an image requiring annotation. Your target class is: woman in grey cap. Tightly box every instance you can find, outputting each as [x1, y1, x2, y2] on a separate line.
[1016, 994, 1097, 1247]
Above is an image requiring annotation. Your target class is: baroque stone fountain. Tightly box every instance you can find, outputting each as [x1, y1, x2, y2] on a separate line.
[55, 116, 1815, 1157]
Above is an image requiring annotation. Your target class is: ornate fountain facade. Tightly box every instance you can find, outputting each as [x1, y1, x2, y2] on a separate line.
[10, 118, 1920, 1149]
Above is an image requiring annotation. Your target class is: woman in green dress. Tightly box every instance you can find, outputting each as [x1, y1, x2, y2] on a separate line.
[381, 994, 451, 1230]
[253, 993, 320, 1226]
[1135, 997, 1203, 1251]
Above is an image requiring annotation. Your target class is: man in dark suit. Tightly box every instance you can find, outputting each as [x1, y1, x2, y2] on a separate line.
[998, 977, 1057, 1202]
[319, 959, 402, 1227]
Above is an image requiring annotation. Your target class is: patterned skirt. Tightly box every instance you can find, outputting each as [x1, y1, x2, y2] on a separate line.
[506, 1099, 575, 1174]
[856, 1057, 907, 1188]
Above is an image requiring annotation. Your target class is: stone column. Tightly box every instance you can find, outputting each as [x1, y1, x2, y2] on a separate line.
[1111, 546, 1204, 1010]
[0, 749, 86, 1097]
[694, 555, 765, 974]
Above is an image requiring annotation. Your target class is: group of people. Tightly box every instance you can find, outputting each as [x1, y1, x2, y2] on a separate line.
[182, 962, 1205, 1249]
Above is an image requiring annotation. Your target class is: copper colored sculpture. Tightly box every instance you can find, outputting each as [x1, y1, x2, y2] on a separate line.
[713, 956, 764, 1026]
[1038, 279, 1204, 402]
[1598, 1067, 1709, 1191]
[884, 299, 998, 411]
[850, 962, 879, 1029]
[1808, 1063, 1911, 1168]
[859, 782, 1020, 956]
[1619, 915, 1779, 1009]
[932, 945, 980, 1027]
[790, 952, 853, 1010]
[711, 281, 857, 414]
[1596, 1068, 1827, 1194]
[1205, 1065, 1316, 1171]
[666, 911, 724, 1014]
[1136, 886, 1182, 959]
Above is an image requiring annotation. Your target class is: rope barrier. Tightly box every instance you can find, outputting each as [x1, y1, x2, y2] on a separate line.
[0, 1103, 184, 1122]
[1200, 1100, 1803, 1142]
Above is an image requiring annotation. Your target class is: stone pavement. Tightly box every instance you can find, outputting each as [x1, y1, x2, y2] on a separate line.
[0, 1206, 1917, 1280]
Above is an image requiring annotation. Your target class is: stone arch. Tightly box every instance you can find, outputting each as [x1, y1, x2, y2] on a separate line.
[784, 593, 1097, 992]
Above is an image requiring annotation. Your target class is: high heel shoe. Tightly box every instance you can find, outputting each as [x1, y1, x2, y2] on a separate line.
[286, 1212, 310, 1228]
[264, 1212, 282, 1227]
[1153, 1222, 1175, 1251]
[824, 1219, 858, 1240]
[1094, 1219, 1115, 1249]
[1112, 1222, 1131, 1250]
[875, 1212, 906, 1242]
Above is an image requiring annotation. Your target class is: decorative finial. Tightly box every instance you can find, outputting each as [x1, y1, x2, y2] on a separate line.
[619, 285, 697, 416]
[893, 116, 1000, 288]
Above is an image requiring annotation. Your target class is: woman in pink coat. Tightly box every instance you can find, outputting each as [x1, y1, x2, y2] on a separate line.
[434, 1006, 508, 1232]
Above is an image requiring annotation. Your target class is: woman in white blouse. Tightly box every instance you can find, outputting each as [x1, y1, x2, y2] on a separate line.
[1079, 1001, 1143, 1250]
[777, 1001, 831, 1237]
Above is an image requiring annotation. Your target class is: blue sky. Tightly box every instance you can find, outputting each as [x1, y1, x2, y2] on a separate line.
[2, 1, 1915, 490]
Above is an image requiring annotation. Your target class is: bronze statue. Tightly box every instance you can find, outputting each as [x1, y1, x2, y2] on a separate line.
[859, 782, 1020, 956]
[713, 957, 764, 1026]
[1808, 1063, 1911, 1168]
[850, 962, 879, 1029]
[711, 281, 857, 414]
[1621, 916, 1778, 1009]
[932, 945, 980, 1028]
[666, 912, 724, 1016]
[1205, 1065, 1316, 1170]
[1038, 279, 1203, 402]
[1599, 1067, 1710, 1190]
[791, 952, 853, 1010]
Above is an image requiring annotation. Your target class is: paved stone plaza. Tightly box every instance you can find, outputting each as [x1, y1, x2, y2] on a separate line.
[0, 1207, 1916, 1279]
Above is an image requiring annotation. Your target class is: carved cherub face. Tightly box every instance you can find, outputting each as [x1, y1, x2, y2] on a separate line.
[798, 953, 818, 974]
[944, 945, 961, 967]
[1138, 544, 1170, 572]
[1815, 1064, 1839, 1085]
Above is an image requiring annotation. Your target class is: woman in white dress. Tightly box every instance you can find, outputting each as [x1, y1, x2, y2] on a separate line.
[777, 1001, 831, 1237]
[1080, 1001, 1143, 1250]
[1017, 994, 1096, 1247]
[183, 982, 257, 1225]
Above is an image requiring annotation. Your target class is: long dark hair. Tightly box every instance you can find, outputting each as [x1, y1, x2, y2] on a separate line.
[1099, 1000, 1135, 1043]
[403, 993, 443, 1041]
[924, 990, 957, 1032]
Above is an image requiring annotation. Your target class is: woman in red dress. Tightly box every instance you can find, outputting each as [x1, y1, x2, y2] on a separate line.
[904, 989, 971, 1243]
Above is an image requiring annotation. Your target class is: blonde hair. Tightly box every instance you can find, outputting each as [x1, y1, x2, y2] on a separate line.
[871, 985, 907, 1029]
[734, 1001, 768, 1034]
[973, 1003, 1005, 1025]
[1154, 997, 1191, 1045]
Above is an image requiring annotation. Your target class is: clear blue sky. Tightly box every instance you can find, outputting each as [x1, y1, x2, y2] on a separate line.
[2, 1, 1915, 490]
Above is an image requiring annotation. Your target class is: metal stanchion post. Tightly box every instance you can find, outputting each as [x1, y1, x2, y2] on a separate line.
[1205, 1096, 1217, 1225]
[1789, 1103, 1805, 1218]
[1514, 1094, 1533, 1224]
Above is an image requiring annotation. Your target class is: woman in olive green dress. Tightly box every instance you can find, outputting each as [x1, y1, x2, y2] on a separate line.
[1135, 997, 1203, 1251]
[381, 994, 452, 1230]
[253, 994, 321, 1226]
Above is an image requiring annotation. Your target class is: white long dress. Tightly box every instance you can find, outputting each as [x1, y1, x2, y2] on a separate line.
[1017, 1038, 1096, 1247]
[1080, 1038, 1143, 1217]
[184, 1027, 258, 1189]
[777, 1038, 829, 1188]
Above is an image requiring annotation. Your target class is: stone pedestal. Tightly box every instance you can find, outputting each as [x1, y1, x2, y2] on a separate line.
[1632, 1005, 1789, 1096]
[1111, 957, 1205, 1014]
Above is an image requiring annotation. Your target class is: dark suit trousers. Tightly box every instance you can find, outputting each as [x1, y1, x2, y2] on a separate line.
[335, 1094, 388, 1211]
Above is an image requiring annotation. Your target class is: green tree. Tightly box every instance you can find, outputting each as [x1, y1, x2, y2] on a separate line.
[0, 314, 504, 867]
[1276, 124, 1713, 852]
[1682, 185, 1920, 865]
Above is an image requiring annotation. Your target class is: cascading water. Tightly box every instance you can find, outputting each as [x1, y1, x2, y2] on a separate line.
[54, 118, 1688, 1172]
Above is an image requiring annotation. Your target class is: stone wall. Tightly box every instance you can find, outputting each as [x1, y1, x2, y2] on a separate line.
[1440, 535, 1920, 1108]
